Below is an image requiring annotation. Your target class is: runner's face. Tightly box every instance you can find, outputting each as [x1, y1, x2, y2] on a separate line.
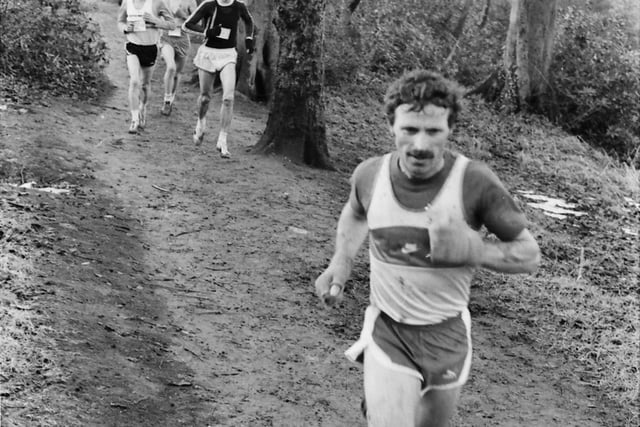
[391, 103, 451, 180]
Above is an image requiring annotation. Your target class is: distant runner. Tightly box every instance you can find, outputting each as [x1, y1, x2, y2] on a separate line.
[159, 0, 197, 116]
[182, 0, 255, 158]
[315, 70, 541, 426]
[117, 0, 175, 133]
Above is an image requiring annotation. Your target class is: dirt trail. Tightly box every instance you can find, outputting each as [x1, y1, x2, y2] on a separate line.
[0, 0, 617, 426]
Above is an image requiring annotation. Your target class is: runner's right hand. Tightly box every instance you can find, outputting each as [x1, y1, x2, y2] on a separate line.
[206, 25, 222, 39]
[315, 268, 345, 307]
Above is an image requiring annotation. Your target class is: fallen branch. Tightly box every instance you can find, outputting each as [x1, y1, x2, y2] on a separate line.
[203, 265, 231, 271]
[172, 227, 215, 238]
[184, 346, 204, 360]
[152, 184, 170, 193]
[173, 229, 203, 237]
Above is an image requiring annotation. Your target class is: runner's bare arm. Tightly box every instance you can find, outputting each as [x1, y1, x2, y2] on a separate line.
[315, 203, 368, 304]
[144, 0, 175, 30]
[429, 215, 539, 274]
[116, 3, 130, 33]
[478, 228, 540, 274]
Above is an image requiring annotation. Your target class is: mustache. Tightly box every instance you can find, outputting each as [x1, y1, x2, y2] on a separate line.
[408, 150, 435, 160]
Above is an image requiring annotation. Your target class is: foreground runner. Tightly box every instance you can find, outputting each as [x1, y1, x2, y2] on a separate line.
[315, 70, 541, 426]
[117, 0, 175, 133]
[182, 0, 255, 158]
[159, 0, 197, 116]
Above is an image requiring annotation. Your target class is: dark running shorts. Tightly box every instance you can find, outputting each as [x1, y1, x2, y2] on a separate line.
[374, 310, 471, 392]
[345, 305, 472, 394]
[125, 42, 158, 67]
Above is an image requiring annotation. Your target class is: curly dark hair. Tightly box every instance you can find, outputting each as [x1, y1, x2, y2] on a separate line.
[384, 70, 464, 127]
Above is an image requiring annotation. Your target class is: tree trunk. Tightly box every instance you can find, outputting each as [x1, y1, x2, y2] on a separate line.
[502, 0, 557, 111]
[252, 0, 331, 168]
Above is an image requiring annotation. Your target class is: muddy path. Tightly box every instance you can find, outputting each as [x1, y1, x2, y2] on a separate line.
[0, 0, 619, 425]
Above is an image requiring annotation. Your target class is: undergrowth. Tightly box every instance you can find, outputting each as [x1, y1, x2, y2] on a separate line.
[0, 212, 61, 417]
[0, 0, 108, 100]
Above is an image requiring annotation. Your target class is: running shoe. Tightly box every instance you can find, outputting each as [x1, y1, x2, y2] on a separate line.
[128, 120, 139, 134]
[193, 124, 205, 145]
[161, 101, 172, 116]
[216, 137, 230, 158]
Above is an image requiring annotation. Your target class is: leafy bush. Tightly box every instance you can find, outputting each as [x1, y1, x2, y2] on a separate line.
[354, 0, 453, 77]
[323, 0, 639, 164]
[0, 0, 108, 99]
[322, 0, 465, 84]
[322, 0, 511, 88]
[549, 5, 640, 165]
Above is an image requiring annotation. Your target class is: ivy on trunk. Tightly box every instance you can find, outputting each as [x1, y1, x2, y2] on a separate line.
[252, 0, 331, 168]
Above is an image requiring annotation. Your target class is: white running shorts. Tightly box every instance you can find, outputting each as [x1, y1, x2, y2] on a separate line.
[193, 46, 237, 73]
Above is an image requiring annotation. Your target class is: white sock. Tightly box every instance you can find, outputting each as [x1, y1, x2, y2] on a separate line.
[218, 131, 227, 142]
[131, 109, 139, 121]
[217, 131, 228, 152]
[196, 118, 206, 133]
[164, 94, 172, 102]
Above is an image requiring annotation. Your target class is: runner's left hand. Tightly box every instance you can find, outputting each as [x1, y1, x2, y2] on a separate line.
[143, 12, 160, 27]
[428, 216, 485, 267]
[245, 38, 255, 55]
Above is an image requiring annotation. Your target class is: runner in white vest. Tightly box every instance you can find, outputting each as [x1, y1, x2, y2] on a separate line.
[315, 70, 541, 427]
[117, 0, 175, 133]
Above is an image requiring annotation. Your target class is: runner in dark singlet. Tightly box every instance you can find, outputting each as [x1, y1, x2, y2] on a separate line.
[182, 0, 255, 158]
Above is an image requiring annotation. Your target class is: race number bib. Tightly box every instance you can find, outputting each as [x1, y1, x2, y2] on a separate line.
[217, 27, 231, 40]
[168, 27, 182, 36]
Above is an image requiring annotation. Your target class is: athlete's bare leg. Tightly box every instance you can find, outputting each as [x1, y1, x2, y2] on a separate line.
[126, 54, 143, 133]
[173, 54, 186, 97]
[161, 43, 177, 115]
[216, 62, 235, 158]
[193, 68, 216, 145]
[363, 346, 461, 427]
[415, 387, 461, 427]
[161, 44, 186, 115]
[138, 65, 154, 128]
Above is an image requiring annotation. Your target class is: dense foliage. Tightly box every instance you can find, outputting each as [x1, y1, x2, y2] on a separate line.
[0, 0, 108, 99]
[549, 6, 640, 165]
[323, 0, 639, 164]
[323, 0, 509, 87]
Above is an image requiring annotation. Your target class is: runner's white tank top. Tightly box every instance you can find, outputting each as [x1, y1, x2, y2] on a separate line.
[367, 153, 474, 325]
[166, 0, 185, 36]
[126, 0, 159, 45]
